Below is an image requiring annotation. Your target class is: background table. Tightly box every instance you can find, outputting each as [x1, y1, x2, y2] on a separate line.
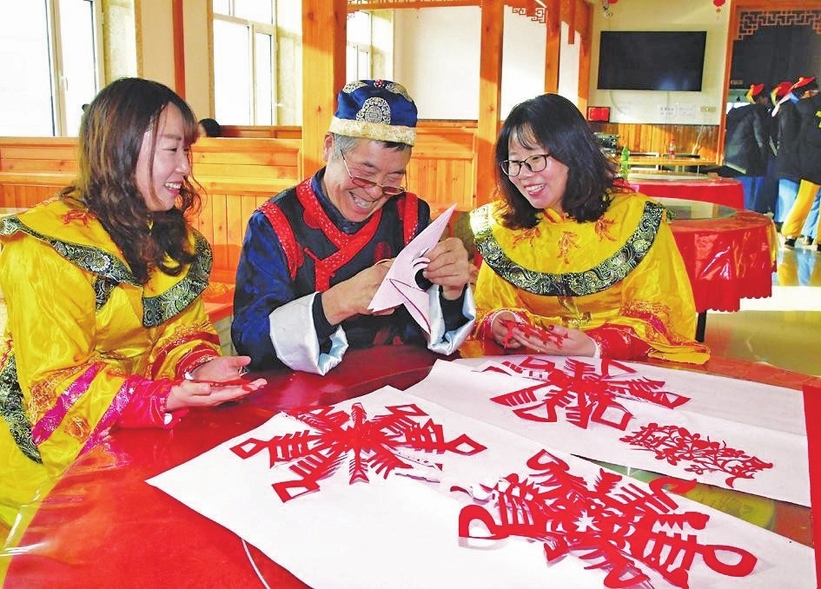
[2, 345, 819, 588]
[628, 173, 745, 209]
[662, 198, 778, 341]
[616, 156, 718, 174]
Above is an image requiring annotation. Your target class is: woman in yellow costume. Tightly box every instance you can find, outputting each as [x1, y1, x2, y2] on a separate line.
[0, 78, 266, 530]
[469, 93, 709, 364]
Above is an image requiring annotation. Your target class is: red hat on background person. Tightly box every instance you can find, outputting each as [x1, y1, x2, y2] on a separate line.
[788, 76, 818, 96]
[745, 83, 766, 103]
[770, 80, 793, 105]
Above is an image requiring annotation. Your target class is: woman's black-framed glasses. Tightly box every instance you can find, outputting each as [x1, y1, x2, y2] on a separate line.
[500, 153, 552, 177]
[340, 151, 406, 199]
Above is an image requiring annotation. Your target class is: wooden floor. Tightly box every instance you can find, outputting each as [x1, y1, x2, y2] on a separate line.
[0, 244, 818, 376]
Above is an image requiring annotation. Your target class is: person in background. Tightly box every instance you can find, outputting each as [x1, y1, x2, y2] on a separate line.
[198, 117, 222, 137]
[782, 76, 821, 251]
[0, 77, 265, 529]
[232, 80, 475, 375]
[720, 83, 771, 211]
[773, 76, 818, 241]
[467, 93, 708, 364]
[758, 80, 794, 220]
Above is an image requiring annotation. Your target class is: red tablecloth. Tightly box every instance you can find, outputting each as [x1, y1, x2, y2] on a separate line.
[629, 176, 745, 209]
[3, 345, 820, 588]
[670, 209, 777, 313]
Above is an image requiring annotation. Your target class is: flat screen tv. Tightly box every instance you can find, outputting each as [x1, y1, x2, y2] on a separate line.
[597, 31, 707, 91]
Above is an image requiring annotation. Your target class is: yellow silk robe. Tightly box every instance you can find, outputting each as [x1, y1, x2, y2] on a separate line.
[0, 198, 221, 527]
[470, 193, 709, 364]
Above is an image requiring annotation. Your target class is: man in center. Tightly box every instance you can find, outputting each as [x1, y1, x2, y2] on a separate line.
[232, 80, 475, 374]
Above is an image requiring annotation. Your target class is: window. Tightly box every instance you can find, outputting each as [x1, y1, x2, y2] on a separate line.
[347, 11, 373, 81]
[0, 0, 100, 136]
[211, 3, 392, 126]
[213, 0, 300, 125]
[347, 10, 393, 82]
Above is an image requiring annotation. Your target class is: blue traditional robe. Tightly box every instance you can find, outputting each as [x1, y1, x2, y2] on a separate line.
[232, 170, 475, 374]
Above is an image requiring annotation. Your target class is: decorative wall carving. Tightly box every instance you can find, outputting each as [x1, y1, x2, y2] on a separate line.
[736, 10, 821, 40]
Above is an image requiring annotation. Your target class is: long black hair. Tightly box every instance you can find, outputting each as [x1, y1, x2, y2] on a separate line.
[495, 93, 619, 229]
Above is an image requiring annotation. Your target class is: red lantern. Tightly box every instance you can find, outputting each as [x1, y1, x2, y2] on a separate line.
[713, 0, 726, 6]
[609, 0, 618, 3]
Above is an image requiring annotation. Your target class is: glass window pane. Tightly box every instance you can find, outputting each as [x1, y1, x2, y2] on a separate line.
[254, 32, 273, 124]
[357, 48, 370, 80]
[0, 2, 54, 135]
[212, 0, 230, 16]
[276, 0, 301, 32]
[235, 0, 272, 24]
[214, 20, 251, 124]
[277, 33, 301, 125]
[348, 11, 370, 45]
[60, 0, 98, 136]
[346, 45, 357, 81]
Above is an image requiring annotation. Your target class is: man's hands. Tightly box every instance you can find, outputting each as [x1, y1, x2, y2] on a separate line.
[321, 236, 472, 325]
[321, 260, 394, 325]
[422, 237, 472, 300]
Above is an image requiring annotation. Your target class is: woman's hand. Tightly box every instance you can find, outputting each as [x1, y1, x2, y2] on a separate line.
[166, 356, 266, 411]
[189, 355, 253, 382]
[489, 311, 524, 348]
[494, 316, 597, 356]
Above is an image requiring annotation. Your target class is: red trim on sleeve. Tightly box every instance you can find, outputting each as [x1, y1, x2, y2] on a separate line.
[117, 378, 187, 429]
[175, 347, 220, 380]
[150, 333, 220, 380]
[586, 325, 651, 361]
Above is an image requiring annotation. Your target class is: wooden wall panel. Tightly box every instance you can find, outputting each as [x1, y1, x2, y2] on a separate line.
[0, 138, 78, 175]
[220, 126, 302, 139]
[0, 121, 714, 283]
[0, 184, 62, 209]
[588, 123, 720, 161]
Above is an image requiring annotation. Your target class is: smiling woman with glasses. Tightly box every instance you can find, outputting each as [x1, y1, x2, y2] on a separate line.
[467, 92, 709, 366]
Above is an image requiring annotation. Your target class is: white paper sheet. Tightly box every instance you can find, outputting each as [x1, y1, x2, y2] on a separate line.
[425, 356, 810, 506]
[148, 385, 814, 589]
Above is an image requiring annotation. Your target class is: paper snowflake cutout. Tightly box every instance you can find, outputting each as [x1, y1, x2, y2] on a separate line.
[230, 402, 487, 502]
[483, 356, 689, 430]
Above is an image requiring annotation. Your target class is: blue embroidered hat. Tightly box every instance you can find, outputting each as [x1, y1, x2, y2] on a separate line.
[329, 80, 418, 146]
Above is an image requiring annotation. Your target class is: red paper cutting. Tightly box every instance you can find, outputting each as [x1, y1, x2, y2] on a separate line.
[485, 357, 689, 430]
[499, 318, 568, 349]
[453, 449, 757, 588]
[230, 402, 487, 502]
[620, 422, 774, 487]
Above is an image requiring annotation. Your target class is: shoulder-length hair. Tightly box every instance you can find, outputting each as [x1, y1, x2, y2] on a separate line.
[61, 77, 201, 284]
[495, 93, 618, 229]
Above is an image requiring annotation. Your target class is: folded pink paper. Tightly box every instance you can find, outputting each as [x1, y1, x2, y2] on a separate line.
[368, 204, 457, 334]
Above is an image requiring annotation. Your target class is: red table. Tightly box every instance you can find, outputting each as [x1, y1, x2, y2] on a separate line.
[628, 174, 745, 209]
[2, 345, 819, 588]
[661, 199, 777, 341]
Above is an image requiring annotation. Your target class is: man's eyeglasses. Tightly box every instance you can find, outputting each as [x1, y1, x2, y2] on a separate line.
[340, 151, 406, 199]
[500, 153, 552, 177]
